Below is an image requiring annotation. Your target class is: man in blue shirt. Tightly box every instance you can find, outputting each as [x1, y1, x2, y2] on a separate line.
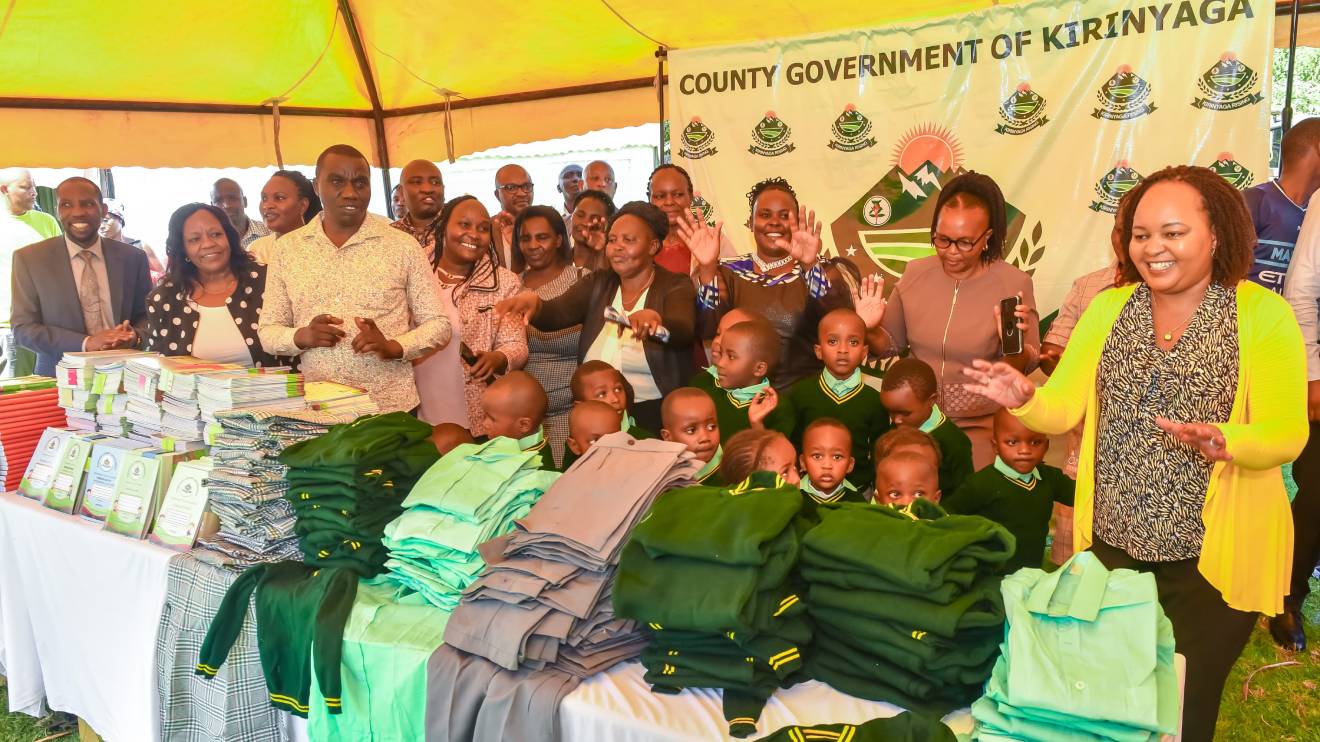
[1245, 117, 1320, 651]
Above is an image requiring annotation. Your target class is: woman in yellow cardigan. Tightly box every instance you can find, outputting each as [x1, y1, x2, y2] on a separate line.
[966, 165, 1308, 742]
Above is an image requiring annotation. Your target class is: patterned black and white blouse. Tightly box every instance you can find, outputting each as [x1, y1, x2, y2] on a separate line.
[1092, 282, 1238, 561]
[144, 263, 296, 369]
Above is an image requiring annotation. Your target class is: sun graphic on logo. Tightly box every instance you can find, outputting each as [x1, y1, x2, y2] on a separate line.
[891, 124, 963, 175]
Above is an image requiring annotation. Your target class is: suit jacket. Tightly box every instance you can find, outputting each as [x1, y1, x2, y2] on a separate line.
[11, 236, 151, 376]
[533, 264, 696, 396]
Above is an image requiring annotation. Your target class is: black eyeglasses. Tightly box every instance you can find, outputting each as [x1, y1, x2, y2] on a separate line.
[498, 183, 533, 194]
[931, 228, 992, 253]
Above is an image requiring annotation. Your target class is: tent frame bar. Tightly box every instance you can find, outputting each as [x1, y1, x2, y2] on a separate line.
[382, 77, 660, 117]
[338, 0, 394, 216]
[0, 97, 372, 117]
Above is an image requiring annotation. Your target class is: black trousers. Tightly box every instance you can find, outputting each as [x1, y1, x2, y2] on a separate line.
[1090, 538, 1257, 742]
[1287, 421, 1320, 609]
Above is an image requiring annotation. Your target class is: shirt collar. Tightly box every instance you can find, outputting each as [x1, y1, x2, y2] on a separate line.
[1024, 551, 1110, 622]
[993, 455, 1039, 483]
[518, 426, 546, 452]
[800, 476, 856, 502]
[304, 212, 386, 249]
[620, 411, 635, 433]
[695, 446, 723, 482]
[918, 403, 946, 434]
[704, 364, 719, 381]
[65, 235, 103, 260]
[820, 368, 862, 401]
[725, 378, 769, 405]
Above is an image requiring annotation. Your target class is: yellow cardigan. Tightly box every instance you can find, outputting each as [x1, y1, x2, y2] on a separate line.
[1013, 281, 1308, 615]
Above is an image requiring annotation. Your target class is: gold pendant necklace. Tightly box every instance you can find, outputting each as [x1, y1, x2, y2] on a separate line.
[1156, 305, 1198, 343]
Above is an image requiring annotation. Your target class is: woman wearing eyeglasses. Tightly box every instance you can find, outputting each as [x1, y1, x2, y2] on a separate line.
[861, 172, 1039, 467]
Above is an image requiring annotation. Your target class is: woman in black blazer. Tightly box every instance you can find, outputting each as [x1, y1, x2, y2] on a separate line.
[496, 202, 695, 430]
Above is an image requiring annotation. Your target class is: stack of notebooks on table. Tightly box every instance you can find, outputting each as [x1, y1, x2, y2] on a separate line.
[614, 472, 812, 739]
[373, 437, 558, 612]
[123, 355, 234, 441]
[54, 350, 153, 433]
[801, 500, 1014, 715]
[0, 376, 63, 491]
[197, 384, 378, 566]
[196, 368, 304, 423]
[17, 426, 204, 540]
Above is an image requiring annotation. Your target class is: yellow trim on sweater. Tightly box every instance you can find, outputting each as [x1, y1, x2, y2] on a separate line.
[1011, 281, 1308, 614]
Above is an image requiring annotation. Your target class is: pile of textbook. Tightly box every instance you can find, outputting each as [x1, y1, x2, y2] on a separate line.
[54, 350, 152, 435]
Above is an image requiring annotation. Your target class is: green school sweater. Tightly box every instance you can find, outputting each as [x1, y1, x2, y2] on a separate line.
[925, 418, 974, 497]
[943, 462, 1075, 573]
[785, 371, 891, 489]
[690, 371, 794, 441]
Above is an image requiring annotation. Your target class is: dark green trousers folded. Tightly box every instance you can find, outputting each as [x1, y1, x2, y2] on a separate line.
[808, 577, 1004, 639]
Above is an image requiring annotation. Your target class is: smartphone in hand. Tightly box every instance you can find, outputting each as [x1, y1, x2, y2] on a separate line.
[1000, 296, 1024, 356]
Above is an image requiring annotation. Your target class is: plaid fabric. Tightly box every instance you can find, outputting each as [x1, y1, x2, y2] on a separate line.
[696, 258, 831, 310]
[156, 553, 290, 742]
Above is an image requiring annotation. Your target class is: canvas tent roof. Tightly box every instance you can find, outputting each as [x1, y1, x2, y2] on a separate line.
[0, 0, 1310, 168]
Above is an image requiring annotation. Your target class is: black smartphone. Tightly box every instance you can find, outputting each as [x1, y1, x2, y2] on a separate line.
[1000, 296, 1024, 356]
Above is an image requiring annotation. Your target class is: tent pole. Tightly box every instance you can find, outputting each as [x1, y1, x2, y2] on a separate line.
[1284, 0, 1301, 132]
[656, 47, 667, 163]
[338, 0, 394, 218]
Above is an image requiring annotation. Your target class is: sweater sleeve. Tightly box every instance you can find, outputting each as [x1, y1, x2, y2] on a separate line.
[1217, 288, 1310, 469]
[533, 272, 595, 332]
[1011, 288, 1122, 435]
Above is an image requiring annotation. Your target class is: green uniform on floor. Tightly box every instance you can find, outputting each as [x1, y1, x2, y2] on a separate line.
[759, 712, 958, 742]
[784, 370, 890, 489]
[689, 371, 794, 440]
[919, 406, 974, 496]
[197, 562, 359, 717]
[943, 458, 1075, 573]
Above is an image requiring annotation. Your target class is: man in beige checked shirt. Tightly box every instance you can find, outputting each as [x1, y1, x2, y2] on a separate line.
[259, 144, 452, 413]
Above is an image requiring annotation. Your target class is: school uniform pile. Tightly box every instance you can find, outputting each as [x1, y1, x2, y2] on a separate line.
[197, 412, 439, 719]
[427, 434, 697, 742]
[199, 391, 376, 565]
[613, 471, 810, 739]
[0, 376, 63, 491]
[375, 437, 557, 612]
[801, 499, 1014, 714]
[972, 551, 1179, 741]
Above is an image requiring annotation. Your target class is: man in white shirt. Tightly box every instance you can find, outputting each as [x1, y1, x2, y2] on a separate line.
[1280, 189, 1320, 651]
[258, 145, 452, 413]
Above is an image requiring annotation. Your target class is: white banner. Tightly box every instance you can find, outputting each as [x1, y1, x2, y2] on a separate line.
[668, 0, 1272, 316]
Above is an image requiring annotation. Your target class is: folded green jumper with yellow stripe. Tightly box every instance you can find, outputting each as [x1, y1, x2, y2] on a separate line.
[759, 712, 958, 742]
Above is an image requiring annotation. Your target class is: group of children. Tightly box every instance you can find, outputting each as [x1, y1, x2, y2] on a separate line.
[432, 306, 1075, 574]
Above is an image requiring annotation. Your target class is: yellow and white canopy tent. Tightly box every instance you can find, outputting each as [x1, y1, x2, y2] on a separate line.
[0, 0, 1312, 175]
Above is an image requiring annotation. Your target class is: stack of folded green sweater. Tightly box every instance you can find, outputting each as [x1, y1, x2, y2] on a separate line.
[801, 499, 1014, 714]
[374, 437, 558, 611]
[614, 472, 811, 739]
[279, 411, 440, 577]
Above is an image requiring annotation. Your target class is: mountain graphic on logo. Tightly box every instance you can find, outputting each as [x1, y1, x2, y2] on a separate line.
[684, 118, 712, 146]
[1099, 162, 1142, 200]
[755, 113, 788, 143]
[831, 162, 1027, 291]
[1209, 152, 1254, 189]
[1204, 54, 1254, 96]
[835, 106, 867, 137]
[1003, 84, 1045, 119]
[1102, 67, 1148, 102]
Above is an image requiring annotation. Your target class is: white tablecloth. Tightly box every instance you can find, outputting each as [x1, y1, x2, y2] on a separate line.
[559, 661, 974, 741]
[0, 492, 173, 741]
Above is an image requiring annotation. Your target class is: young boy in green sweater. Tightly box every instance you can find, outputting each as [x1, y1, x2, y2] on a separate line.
[479, 371, 556, 471]
[560, 361, 653, 470]
[942, 409, 1075, 573]
[798, 418, 864, 505]
[879, 358, 973, 497]
[691, 320, 793, 440]
[873, 449, 942, 507]
[785, 308, 889, 489]
[660, 387, 723, 485]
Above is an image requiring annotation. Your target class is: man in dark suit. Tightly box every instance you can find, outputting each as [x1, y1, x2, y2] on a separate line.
[10, 177, 151, 375]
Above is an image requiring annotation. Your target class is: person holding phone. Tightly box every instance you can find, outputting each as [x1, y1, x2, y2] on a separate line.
[423, 195, 528, 436]
[495, 202, 696, 431]
[965, 165, 1307, 742]
[857, 171, 1039, 468]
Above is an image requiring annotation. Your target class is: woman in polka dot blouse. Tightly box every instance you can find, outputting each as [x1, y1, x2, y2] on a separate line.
[143, 203, 296, 369]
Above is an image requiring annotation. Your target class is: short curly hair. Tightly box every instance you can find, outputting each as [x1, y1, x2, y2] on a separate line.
[1118, 165, 1254, 287]
[746, 177, 798, 223]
